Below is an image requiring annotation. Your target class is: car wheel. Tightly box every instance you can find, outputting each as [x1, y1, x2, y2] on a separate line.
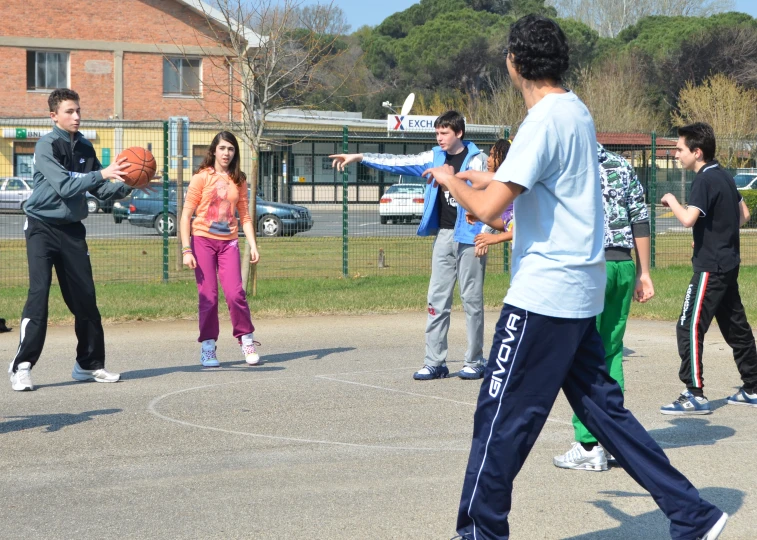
[87, 198, 100, 214]
[154, 213, 177, 236]
[114, 217, 123, 224]
[380, 216, 388, 225]
[258, 214, 282, 237]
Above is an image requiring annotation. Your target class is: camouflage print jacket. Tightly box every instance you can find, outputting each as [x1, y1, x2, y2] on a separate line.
[598, 144, 650, 255]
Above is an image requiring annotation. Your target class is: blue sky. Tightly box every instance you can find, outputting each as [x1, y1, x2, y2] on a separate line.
[329, 0, 757, 30]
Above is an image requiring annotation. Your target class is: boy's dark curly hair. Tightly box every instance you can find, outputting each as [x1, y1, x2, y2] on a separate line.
[48, 88, 80, 113]
[507, 15, 569, 83]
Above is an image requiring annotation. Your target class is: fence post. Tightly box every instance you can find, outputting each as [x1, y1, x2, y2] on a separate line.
[175, 118, 184, 272]
[162, 121, 169, 282]
[650, 131, 657, 269]
[503, 127, 510, 274]
[342, 126, 349, 277]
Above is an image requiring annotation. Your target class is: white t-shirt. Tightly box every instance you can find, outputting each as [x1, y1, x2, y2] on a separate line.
[494, 91, 606, 318]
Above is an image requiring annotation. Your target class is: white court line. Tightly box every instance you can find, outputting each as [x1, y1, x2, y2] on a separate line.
[317, 374, 573, 426]
[147, 371, 469, 452]
[147, 363, 572, 453]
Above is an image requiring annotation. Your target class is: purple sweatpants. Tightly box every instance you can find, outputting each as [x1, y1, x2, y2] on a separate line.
[192, 236, 254, 342]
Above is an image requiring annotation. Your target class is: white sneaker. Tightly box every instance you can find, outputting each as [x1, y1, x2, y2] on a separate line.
[9, 362, 34, 391]
[240, 334, 261, 365]
[71, 362, 120, 383]
[699, 512, 728, 540]
[201, 339, 220, 368]
[553, 442, 608, 472]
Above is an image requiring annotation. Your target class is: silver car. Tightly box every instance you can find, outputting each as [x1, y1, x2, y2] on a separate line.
[0, 177, 33, 212]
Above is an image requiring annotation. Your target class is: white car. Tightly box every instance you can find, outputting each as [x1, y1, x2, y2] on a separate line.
[734, 173, 757, 191]
[379, 184, 425, 224]
[0, 177, 33, 212]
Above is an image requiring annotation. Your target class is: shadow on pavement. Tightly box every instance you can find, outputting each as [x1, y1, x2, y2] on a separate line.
[0, 408, 121, 434]
[563, 487, 744, 539]
[648, 417, 735, 449]
[261, 347, 355, 363]
[119, 347, 354, 380]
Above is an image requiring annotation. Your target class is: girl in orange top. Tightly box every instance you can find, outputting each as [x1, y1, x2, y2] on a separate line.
[180, 131, 261, 367]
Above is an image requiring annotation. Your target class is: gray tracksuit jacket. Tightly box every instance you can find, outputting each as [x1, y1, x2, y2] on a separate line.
[24, 125, 131, 224]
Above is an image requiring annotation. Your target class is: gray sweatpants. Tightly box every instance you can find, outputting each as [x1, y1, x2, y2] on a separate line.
[425, 228, 487, 368]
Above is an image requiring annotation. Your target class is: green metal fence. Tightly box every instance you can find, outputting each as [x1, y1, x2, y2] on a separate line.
[2, 124, 757, 289]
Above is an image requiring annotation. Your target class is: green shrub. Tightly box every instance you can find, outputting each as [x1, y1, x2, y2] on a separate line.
[741, 189, 757, 228]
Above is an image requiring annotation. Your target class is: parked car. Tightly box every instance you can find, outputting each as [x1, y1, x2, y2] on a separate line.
[86, 191, 129, 214]
[112, 199, 128, 223]
[734, 173, 757, 191]
[379, 183, 426, 224]
[123, 183, 313, 236]
[0, 177, 33, 212]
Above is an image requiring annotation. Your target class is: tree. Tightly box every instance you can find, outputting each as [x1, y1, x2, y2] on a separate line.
[571, 54, 665, 133]
[189, 0, 351, 291]
[297, 4, 351, 35]
[549, 0, 734, 37]
[657, 22, 757, 98]
[466, 0, 557, 17]
[672, 73, 757, 167]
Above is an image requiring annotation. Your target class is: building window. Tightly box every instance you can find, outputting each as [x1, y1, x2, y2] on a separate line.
[163, 58, 201, 96]
[14, 142, 35, 177]
[192, 145, 206, 173]
[26, 51, 69, 90]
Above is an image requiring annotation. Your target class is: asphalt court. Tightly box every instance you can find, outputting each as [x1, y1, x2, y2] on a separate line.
[0, 312, 755, 539]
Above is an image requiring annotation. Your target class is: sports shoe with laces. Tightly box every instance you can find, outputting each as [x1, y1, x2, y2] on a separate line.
[660, 391, 712, 415]
[727, 387, 757, 407]
[553, 442, 608, 472]
[9, 361, 34, 391]
[697, 512, 728, 540]
[241, 339, 262, 366]
[200, 339, 220, 368]
[71, 362, 120, 383]
[458, 364, 485, 380]
[413, 364, 449, 381]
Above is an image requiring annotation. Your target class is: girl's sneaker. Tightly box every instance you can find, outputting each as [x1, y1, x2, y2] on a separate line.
[240, 334, 262, 365]
[201, 339, 220, 368]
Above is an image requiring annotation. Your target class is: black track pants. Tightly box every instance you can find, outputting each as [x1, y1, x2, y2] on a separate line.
[676, 267, 757, 395]
[11, 216, 105, 372]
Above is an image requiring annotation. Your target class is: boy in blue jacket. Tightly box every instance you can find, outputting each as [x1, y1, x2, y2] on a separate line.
[331, 111, 489, 380]
[9, 88, 136, 392]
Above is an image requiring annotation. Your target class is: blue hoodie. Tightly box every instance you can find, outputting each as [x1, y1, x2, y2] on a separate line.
[362, 141, 488, 244]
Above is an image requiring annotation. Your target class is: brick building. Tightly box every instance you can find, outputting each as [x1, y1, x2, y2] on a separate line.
[0, 0, 260, 121]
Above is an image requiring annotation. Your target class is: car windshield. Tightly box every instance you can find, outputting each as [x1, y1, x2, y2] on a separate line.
[734, 174, 756, 188]
[385, 185, 425, 195]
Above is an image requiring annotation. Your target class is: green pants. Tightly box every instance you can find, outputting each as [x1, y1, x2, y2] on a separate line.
[573, 260, 636, 444]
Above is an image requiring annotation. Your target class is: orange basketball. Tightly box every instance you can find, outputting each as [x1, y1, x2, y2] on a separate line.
[116, 147, 157, 189]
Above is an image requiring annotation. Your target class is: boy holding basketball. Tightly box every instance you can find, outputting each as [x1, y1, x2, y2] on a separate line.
[9, 88, 135, 391]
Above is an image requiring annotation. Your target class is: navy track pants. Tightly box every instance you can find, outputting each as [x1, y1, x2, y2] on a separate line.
[456, 304, 723, 540]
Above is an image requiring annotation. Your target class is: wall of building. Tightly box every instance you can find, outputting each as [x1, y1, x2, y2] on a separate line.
[0, 0, 238, 120]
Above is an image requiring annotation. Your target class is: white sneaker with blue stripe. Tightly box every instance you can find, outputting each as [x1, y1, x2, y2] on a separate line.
[660, 391, 712, 415]
[413, 364, 449, 380]
[727, 387, 757, 407]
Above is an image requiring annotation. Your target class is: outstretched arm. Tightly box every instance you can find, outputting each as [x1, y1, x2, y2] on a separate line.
[424, 166, 522, 226]
[457, 170, 496, 189]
